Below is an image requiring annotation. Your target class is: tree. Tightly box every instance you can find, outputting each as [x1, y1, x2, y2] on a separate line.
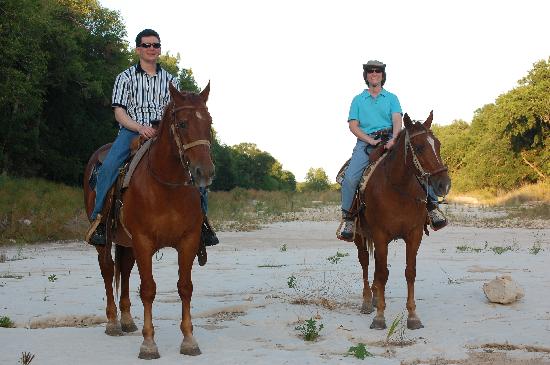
[301, 168, 331, 192]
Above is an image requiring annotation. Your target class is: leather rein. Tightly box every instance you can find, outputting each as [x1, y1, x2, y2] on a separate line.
[147, 104, 211, 187]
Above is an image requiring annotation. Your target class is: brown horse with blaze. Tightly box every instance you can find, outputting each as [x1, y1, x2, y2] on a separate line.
[354, 111, 451, 330]
[83, 83, 214, 359]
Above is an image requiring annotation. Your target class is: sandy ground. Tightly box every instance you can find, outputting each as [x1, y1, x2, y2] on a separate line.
[1, 208, 549, 365]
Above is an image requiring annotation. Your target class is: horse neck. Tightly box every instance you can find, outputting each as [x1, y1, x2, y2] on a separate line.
[383, 130, 415, 186]
[148, 114, 191, 183]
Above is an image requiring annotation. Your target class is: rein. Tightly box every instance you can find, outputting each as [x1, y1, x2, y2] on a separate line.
[146, 104, 211, 187]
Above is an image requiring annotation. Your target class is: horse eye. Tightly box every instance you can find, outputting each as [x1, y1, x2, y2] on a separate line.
[414, 144, 425, 153]
[177, 121, 187, 129]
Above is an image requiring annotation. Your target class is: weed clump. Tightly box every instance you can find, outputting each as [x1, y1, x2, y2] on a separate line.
[295, 318, 323, 341]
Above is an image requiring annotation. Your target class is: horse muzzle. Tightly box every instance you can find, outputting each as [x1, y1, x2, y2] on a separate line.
[191, 162, 215, 188]
[430, 173, 451, 197]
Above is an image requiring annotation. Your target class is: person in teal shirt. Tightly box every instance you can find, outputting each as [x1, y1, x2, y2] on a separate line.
[339, 60, 446, 241]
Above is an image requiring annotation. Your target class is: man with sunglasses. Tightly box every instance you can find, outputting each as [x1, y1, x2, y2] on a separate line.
[338, 60, 447, 241]
[86, 29, 219, 254]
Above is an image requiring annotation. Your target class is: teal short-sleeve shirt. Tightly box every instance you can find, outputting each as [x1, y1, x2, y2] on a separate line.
[348, 89, 402, 134]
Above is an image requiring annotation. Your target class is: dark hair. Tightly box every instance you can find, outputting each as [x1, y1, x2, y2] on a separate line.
[135, 29, 160, 46]
[363, 69, 387, 87]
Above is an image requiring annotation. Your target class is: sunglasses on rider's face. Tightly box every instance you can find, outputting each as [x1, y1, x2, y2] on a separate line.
[139, 42, 161, 49]
[366, 69, 383, 74]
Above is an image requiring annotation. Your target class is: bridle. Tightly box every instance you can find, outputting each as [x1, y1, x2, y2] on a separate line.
[147, 103, 212, 187]
[404, 126, 448, 198]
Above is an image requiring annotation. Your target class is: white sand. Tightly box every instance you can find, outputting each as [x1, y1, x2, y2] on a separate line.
[1, 220, 550, 364]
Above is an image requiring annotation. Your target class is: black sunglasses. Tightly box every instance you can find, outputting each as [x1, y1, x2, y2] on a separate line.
[139, 42, 161, 49]
[366, 69, 383, 74]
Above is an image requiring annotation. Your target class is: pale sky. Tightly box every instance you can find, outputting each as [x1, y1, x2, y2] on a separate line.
[98, 0, 548, 182]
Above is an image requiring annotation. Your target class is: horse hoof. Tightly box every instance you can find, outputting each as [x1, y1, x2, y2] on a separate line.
[180, 343, 202, 356]
[121, 321, 138, 333]
[360, 302, 374, 314]
[139, 343, 160, 359]
[370, 318, 386, 330]
[105, 322, 123, 336]
[407, 318, 424, 330]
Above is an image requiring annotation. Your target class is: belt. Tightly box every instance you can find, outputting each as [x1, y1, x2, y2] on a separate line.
[370, 128, 392, 137]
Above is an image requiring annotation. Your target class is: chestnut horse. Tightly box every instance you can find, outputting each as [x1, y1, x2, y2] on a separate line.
[354, 111, 451, 330]
[83, 83, 214, 359]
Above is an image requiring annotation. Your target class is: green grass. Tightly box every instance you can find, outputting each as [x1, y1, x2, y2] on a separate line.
[0, 315, 15, 328]
[0, 176, 87, 244]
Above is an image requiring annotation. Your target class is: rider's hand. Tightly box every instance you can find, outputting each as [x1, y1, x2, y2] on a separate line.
[384, 138, 396, 150]
[368, 137, 381, 146]
[138, 125, 157, 139]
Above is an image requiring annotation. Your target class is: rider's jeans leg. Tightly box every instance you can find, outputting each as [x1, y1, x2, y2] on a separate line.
[341, 140, 371, 213]
[199, 187, 208, 214]
[91, 127, 138, 220]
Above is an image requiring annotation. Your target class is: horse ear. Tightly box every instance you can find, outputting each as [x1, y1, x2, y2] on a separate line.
[403, 113, 412, 129]
[169, 82, 182, 100]
[199, 81, 210, 103]
[424, 110, 433, 129]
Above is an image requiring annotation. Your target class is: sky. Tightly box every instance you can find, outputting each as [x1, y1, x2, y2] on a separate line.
[98, 0, 549, 182]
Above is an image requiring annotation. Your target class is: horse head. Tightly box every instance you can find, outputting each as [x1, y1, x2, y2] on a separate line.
[168, 82, 215, 187]
[403, 111, 451, 197]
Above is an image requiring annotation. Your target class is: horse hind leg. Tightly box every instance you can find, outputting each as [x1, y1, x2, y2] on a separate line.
[118, 246, 138, 333]
[355, 237, 374, 314]
[177, 242, 201, 356]
[96, 245, 123, 336]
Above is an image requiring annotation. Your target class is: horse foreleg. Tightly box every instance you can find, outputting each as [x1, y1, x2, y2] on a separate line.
[177, 245, 201, 356]
[405, 232, 424, 330]
[134, 243, 159, 359]
[119, 247, 138, 333]
[96, 246, 123, 336]
[355, 237, 374, 314]
[371, 239, 389, 330]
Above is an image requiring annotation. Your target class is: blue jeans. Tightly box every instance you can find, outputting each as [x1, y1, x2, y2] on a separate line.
[91, 127, 209, 220]
[91, 128, 137, 220]
[341, 139, 375, 212]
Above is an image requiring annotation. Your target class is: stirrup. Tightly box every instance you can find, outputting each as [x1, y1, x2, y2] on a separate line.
[85, 214, 103, 243]
[428, 207, 448, 231]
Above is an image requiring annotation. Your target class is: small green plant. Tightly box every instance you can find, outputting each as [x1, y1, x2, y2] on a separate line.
[386, 312, 406, 344]
[47, 274, 57, 282]
[528, 243, 542, 255]
[295, 318, 324, 341]
[327, 251, 349, 264]
[491, 245, 513, 255]
[0, 315, 15, 328]
[347, 343, 374, 359]
[19, 351, 35, 365]
[287, 275, 297, 288]
[280, 244, 287, 252]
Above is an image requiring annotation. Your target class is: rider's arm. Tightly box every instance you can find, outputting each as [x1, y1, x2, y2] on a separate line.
[348, 120, 380, 146]
[385, 112, 403, 150]
[114, 107, 156, 139]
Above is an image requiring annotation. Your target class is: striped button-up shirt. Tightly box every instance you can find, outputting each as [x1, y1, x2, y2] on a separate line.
[112, 63, 180, 126]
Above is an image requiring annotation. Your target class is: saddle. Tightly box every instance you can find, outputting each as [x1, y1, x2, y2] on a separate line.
[335, 144, 388, 242]
[89, 134, 154, 240]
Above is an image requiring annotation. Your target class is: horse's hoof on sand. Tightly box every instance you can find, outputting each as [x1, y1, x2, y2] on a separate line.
[370, 318, 386, 330]
[360, 302, 374, 314]
[180, 343, 201, 356]
[407, 318, 424, 330]
[105, 322, 123, 336]
[121, 321, 138, 333]
[139, 343, 160, 360]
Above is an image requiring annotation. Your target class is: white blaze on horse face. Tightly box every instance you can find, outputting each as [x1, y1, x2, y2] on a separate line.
[427, 136, 442, 164]
[195, 111, 204, 120]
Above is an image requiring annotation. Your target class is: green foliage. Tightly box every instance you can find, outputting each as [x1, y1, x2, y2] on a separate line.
[280, 243, 287, 252]
[48, 274, 58, 282]
[434, 58, 550, 192]
[0, 316, 15, 328]
[386, 312, 406, 344]
[20, 351, 36, 365]
[287, 275, 297, 288]
[529, 243, 542, 255]
[347, 343, 374, 359]
[300, 168, 331, 192]
[295, 318, 323, 341]
[327, 251, 349, 264]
